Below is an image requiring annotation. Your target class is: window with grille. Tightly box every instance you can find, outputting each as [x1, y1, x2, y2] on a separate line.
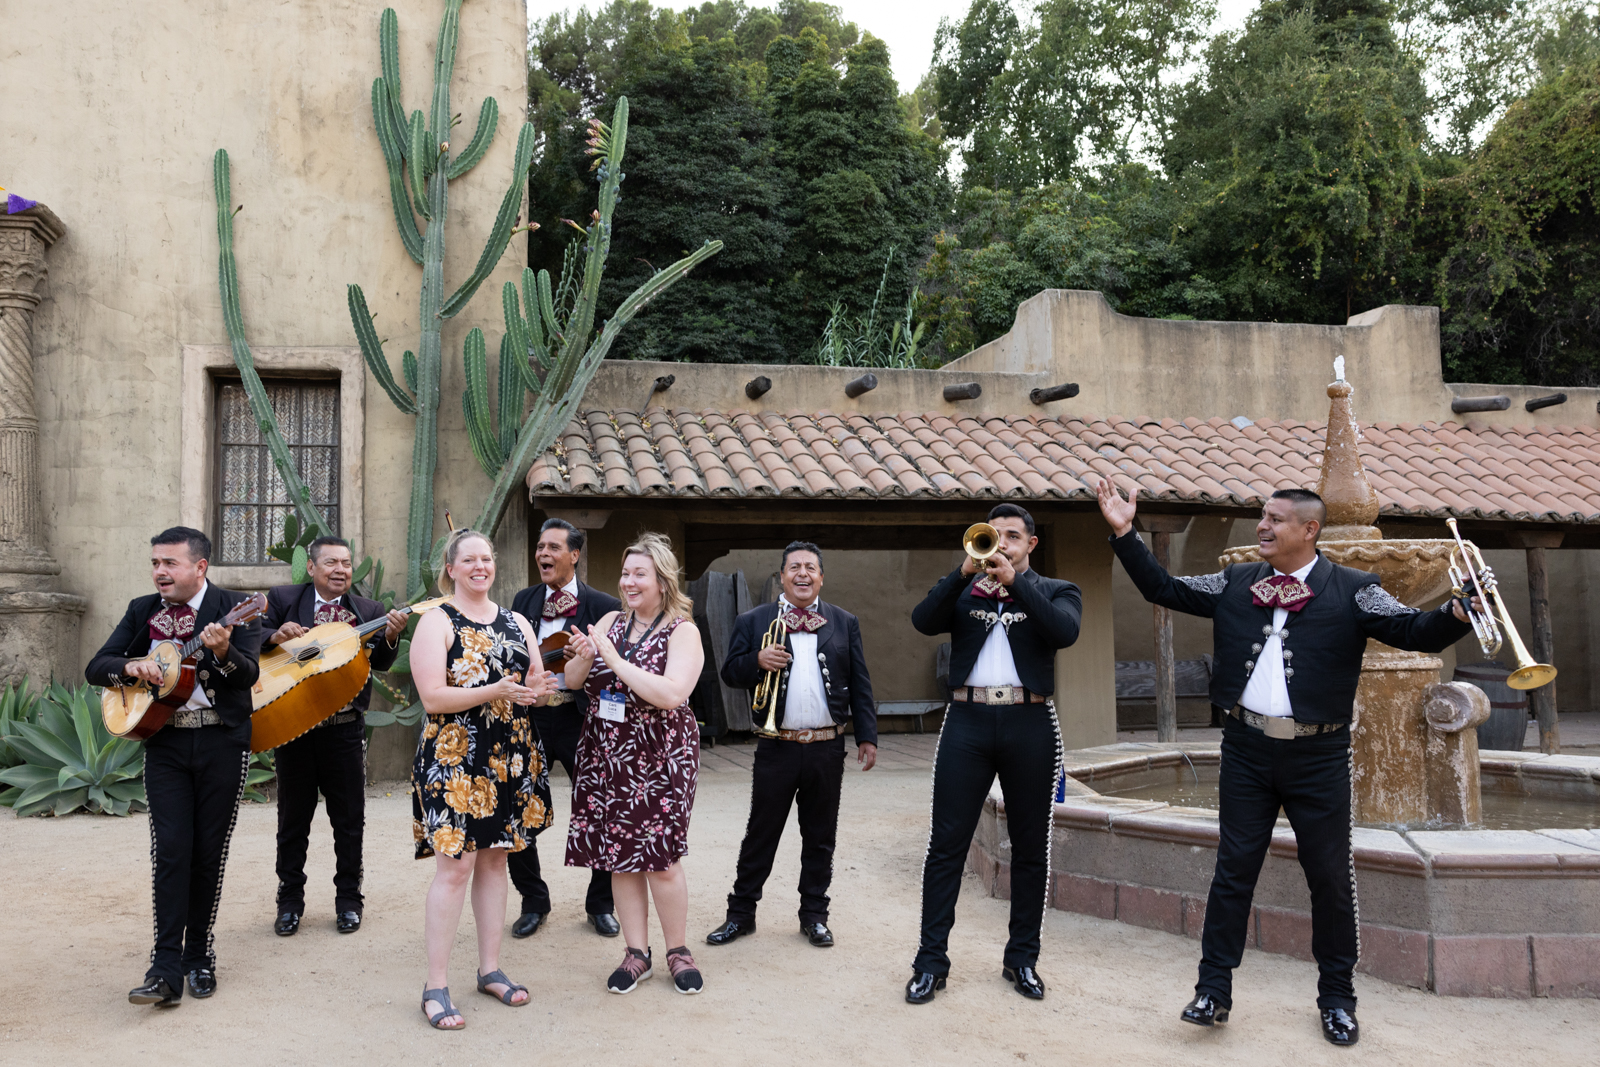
[214, 379, 340, 564]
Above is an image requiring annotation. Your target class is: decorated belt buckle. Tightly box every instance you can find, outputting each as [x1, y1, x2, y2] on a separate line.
[1262, 715, 1297, 740]
[797, 729, 815, 743]
[984, 685, 1015, 704]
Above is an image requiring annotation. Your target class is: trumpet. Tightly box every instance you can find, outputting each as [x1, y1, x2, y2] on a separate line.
[750, 615, 788, 737]
[1446, 518, 1557, 691]
[964, 522, 1002, 569]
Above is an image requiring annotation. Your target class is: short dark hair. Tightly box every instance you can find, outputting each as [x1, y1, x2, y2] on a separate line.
[1270, 488, 1328, 533]
[151, 526, 211, 563]
[540, 517, 584, 554]
[781, 540, 824, 572]
[987, 503, 1035, 536]
[308, 535, 350, 562]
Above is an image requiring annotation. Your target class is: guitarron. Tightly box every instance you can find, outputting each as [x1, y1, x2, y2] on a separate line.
[249, 596, 447, 752]
[101, 592, 270, 740]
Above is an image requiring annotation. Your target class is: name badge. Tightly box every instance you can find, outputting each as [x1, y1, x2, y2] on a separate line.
[597, 689, 626, 723]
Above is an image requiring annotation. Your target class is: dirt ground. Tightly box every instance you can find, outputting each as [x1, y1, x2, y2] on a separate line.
[2, 735, 1596, 1067]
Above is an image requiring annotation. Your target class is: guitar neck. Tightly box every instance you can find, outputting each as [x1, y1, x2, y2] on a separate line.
[352, 602, 415, 640]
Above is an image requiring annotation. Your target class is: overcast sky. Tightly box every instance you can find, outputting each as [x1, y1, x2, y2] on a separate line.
[525, 0, 1261, 93]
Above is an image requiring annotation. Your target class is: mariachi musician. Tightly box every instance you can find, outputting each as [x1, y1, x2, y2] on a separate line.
[906, 504, 1081, 1006]
[707, 540, 877, 950]
[262, 536, 406, 937]
[87, 527, 263, 1008]
[1098, 481, 1475, 1046]
[506, 517, 622, 939]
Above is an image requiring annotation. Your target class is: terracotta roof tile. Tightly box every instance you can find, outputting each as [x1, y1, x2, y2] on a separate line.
[524, 410, 1600, 523]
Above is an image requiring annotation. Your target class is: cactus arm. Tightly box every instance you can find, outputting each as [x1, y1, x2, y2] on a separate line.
[212, 149, 333, 536]
[501, 282, 541, 394]
[406, 110, 431, 216]
[429, 0, 464, 155]
[438, 122, 536, 319]
[496, 332, 523, 456]
[402, 349, 418, 393]
[446, 97, 498, 179]
[372, 78, 423, 264]
[461, 327, 503, 478]
[347, 284, 417, 414]
[379, 8, 409, 162]
[502, 281, 531, 366]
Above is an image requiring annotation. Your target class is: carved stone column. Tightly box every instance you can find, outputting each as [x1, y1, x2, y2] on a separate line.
[0, 205, 86, 686]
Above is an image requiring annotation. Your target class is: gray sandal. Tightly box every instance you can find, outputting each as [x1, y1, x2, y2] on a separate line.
[477, 969, 529, 1006]
[422, 986, 464, 1030]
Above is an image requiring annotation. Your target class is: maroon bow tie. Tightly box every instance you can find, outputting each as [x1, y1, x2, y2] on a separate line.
[149, 603, 196, 640]
[542, 590, 579, 620]
[1250, 574, 1315, 611]
[780, 605, 826, 633]
[970, 574, 1012, 601]
[314, 600, 356, 626]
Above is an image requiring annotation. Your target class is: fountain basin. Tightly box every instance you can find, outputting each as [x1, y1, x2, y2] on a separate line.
[969, 743, 1600, 998]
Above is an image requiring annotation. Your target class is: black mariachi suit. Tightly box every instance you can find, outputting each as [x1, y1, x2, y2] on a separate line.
[1111, 531, 1471, 1010]
[910, 566, 1082, 975]
[262, 584, 399, 917]
[720, 600, 877, 926]
[507, 579, 621, 917]
[86, 585, 262, 986]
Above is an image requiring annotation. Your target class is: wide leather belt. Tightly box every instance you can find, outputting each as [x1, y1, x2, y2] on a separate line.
[314, 710, 361, 729]
[535, 689, 579, 707]
[1229, 705, 1347, 739]
[952, 685, 1047, 705]
[775, 726, 838, 743]
[171, 707, 223, 729]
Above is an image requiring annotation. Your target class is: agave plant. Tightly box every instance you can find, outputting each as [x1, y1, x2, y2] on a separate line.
[0, 682, 146, 816]
[244, 750, 277, 804]
[0, 678, 41, 770]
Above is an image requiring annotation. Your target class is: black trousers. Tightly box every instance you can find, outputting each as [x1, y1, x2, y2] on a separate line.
[143, 724, 250, 984]
[508, 702, 613, 916]
[915, 700, 1061, 975]
[1198, 714, 1358, 1010]
[725, 734, 846, 926]
[274, 718, 366, 913]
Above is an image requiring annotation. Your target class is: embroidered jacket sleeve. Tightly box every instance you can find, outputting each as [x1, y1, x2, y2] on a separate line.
[85, 600, 147, 687]
[1352, 577, 1472, 652]
[206, 614, 262, 689]
[1110, 530, 1229, 618]
[363, 596, 402, 674]
[1004, 572, 1082, 649]
[911, 567, 971, 637]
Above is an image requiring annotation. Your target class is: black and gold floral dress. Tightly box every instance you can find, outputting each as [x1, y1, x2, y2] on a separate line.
[412, 603, 553, 859]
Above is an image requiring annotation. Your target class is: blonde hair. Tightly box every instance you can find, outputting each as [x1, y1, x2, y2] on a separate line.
[437, 528, 495, 596]
[620, 532, 693, 623]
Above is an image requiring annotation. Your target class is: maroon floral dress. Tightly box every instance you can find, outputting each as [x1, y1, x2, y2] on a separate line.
[566, 614, 700, 873]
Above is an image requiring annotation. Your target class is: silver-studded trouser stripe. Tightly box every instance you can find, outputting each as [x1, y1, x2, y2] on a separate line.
[1041, 699, 1063, 950]
[1348, 744, 1361, 967]
[201, 748, 251, 967]
[911, 701, 954, 969]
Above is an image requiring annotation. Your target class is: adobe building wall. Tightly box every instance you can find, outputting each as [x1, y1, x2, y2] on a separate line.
[7, 0, 529, 662]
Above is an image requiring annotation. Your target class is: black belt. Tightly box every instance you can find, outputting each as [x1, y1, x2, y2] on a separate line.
[315, 710, 361, 729]
[535, 690, 579, 707]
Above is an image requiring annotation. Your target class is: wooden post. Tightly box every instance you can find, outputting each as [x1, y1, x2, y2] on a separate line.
[1136, 515, 1191, 742]
[1507, 530, 1564, 754]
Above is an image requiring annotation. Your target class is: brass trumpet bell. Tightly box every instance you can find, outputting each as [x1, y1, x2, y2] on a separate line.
[963, 522, 1001, 567]
[1446, 518, 1557, 691]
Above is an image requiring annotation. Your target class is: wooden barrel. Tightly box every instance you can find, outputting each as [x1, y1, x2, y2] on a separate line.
[1453, 661, 1529, 751]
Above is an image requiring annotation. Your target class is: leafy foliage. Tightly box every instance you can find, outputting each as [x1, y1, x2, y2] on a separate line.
[244, 750, 277, 804]
[0, 683, 146, 817]
[812, 249, 931, 367]
[0, 679, 41, 771]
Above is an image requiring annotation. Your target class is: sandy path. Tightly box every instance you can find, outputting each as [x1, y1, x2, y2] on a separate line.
[1, 744, 1596, 1066]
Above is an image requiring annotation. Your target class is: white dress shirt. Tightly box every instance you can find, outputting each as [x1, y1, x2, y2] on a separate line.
[1238, 557, 1316, 718]
[174, 582, 212, 712]
[779, 596, 832, 729]
[538, 576, 581, 690]
[966, 601, 1024, 689]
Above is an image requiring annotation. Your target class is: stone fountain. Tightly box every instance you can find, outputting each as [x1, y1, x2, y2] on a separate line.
[1221, 361, 1488, 828]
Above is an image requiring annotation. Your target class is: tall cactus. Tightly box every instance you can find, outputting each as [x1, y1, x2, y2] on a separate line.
[349, 1, 535, 596]
[212, 149, 333, 540]
[464, 100, 722, 536]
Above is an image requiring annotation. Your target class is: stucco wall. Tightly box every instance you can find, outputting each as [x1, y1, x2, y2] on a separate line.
[9, 0, 529, 662]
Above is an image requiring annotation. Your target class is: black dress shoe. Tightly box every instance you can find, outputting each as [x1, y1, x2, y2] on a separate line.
[705, 919, 754, 946]
[274, 911, 301, 937]
[802, 922, 834, 947]
[1181, 993, 1230, 1026]
[905, 971, 946, 1004]
[128, 977, 181, 1008]
[1321, 1007, 1360, 1046]
[511, 911, 547, 939]
[186, 968, 216, 999]
[1002, 965, 1045, 1000]
[336, 911, 361, 934]
[587, 912, 621, 937]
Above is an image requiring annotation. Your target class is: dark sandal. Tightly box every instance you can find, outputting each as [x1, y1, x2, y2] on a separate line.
[477, 968, 529, 1006]
[421, 986, 464, 1030]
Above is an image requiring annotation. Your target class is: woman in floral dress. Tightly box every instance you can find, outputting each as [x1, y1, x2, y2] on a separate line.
[410, 530, 557, 1030]
[564, 532, 706, 995]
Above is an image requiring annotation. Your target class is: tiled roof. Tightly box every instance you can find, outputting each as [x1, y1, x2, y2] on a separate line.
[526, 409, 1600, 524]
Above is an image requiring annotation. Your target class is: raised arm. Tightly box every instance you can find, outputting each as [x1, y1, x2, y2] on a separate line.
[912, 567, 970, 636]
[1353, 580, 1473, 653]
